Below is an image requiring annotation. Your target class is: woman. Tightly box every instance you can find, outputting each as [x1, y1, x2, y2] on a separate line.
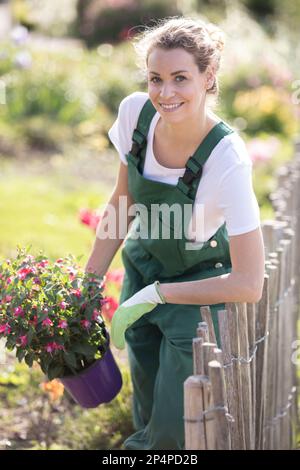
[85, 17, 265, 450]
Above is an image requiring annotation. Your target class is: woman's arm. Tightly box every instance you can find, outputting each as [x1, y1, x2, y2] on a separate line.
[84, 162, 134, 277]
[159, 226, 265, 304]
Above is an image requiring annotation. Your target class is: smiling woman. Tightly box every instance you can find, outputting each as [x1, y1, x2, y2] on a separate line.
[85, 16, 265, 451]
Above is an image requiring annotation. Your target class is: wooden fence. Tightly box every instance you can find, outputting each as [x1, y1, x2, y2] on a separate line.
[184, 141, 300, 450]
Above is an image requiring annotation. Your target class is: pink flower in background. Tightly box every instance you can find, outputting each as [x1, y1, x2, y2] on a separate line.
[79, 208, 102, 231]
[80, 319, 91, 329]
[42, 317, 53, 327]
[14, 306, 24, 317]
[246, 137, 280, 164]
[29, 315, 38, 327]
[59, 301, 68, 310]
[92, 308, 101, 321]
[70, 288, 81, 298]
[1, 295, 12, 304]
[106, 268, 125, 286]
[0, 323, 11, 335]
[45, 342, 64, 353]
[37, 260, 48, 268]
[18, 335, 28, 348]
[101, 296, 119, 321]
[118, 26, 134, 41]
[58, 320, 68, 329]
[246, 76, 261, 88]
[17, 267, 36, 280]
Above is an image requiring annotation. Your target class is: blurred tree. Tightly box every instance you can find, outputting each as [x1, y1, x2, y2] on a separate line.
[76, 0, 180, 47]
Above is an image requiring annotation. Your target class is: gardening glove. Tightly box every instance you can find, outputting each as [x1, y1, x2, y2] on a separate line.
[111, 281, 166, 350]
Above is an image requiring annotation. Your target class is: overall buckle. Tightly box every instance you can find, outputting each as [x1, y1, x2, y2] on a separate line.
[130, 129, 147, 157]
[182, 160, 203, 185]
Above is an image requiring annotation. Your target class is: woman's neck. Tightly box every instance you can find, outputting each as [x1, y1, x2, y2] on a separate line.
[157, 109, 218, 147]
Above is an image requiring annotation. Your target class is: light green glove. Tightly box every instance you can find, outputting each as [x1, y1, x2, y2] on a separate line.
[111, 281, 166, 349]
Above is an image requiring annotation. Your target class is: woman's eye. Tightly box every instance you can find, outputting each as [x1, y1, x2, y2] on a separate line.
[149, 75, 186, 83]
[149, 76, 161, 83]
[175, 75, 186, 82]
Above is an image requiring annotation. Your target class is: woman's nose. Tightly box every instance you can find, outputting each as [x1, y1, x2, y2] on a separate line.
[159, 83, 175, 99]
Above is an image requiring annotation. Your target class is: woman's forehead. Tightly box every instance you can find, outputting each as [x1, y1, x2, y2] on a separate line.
[147, 48, 197, 71]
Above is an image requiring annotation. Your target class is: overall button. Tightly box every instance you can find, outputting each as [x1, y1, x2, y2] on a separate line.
[215, 262, 223, 269]
[144, 253, 151, 260]
[210, 240, 218, 248]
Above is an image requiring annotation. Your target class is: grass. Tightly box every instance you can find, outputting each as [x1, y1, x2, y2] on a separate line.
[0, 154, 122, 269]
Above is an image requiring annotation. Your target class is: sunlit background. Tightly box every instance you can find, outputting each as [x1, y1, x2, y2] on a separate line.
[0, 0, 299, 450]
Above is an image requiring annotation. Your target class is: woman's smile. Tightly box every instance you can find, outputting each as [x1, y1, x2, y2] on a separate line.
[159, 102, 185, 112]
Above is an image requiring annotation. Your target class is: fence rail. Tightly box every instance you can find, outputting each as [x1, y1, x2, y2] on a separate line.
[184, 140, 300, 450]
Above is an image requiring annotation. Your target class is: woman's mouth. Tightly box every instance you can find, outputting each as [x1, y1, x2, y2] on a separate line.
[159, 102, 184, 112]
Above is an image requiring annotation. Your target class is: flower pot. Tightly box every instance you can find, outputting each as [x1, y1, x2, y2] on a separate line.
[60, 342, 122, 408]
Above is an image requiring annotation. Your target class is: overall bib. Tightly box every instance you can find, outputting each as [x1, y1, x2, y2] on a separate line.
[120, 99, 233, 450]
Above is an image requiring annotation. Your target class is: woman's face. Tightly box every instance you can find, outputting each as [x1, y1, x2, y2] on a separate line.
[147, 47, 212, 123]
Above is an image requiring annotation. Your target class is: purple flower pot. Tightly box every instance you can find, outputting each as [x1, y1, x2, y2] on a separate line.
[60, 345, 122, 408]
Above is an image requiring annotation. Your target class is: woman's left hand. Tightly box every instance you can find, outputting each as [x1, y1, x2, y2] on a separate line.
[111, 281, 166, 349]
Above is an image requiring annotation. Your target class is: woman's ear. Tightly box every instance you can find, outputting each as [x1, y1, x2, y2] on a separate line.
[205, 65, 216, 90]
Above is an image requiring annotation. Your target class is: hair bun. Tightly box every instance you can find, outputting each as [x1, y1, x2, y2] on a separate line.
[206, 23, 225, 52]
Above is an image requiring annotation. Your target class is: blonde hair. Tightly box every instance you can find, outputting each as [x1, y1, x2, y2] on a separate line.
[132, 16, 225, 100]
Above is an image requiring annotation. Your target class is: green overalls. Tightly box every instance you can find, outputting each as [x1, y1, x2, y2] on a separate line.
[119, 99, 233, 450]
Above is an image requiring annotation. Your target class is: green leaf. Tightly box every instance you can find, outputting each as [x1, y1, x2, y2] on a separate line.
[16, 348, 26, 362]
[27, 328, 35, 345]
[72, 343, 97, 356]
[63, 351, 78, 369]
[47, 362, 65, 380]
[25, 353, 34, 367]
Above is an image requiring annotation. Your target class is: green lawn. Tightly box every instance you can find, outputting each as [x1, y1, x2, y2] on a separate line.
[0, 158, 123, 269]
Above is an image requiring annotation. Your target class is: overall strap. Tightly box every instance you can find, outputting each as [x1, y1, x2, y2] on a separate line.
[129, 99, 156, 172]
[177, 121, 234, 199]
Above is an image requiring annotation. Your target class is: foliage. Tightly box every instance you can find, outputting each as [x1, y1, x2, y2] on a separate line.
[76, 0, 180, 47]
[0, 246, 108, 379]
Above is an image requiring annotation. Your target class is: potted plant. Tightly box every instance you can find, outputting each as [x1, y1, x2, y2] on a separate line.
[0, 246, 122, 408]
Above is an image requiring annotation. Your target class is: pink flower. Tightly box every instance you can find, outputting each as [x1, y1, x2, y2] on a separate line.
[70, 288, 81, 298]
[92, 308, 101, 321]
[66, 267, 77, 280]
[1, 295, 12, 304]
[6, 277, 12, 285]
[42, 317, 53, 327]
[101, 296, 119, 321]
[80, 319, 91, 329]
[45, 342, 64, 353]
[59, 301, 68, 310]
[79, 208, 102, 231]
[0, 323, 11, 335]
[29, 315, 38, 326]
[33, 277, 41, 284]
[18, 335, 27, 347]
[106, 268, 124, 286]
[17, 267, 36, 280]
[55, 258, 64, 264]
[246, 137, 280, 164]
[14, 306, 24, 317]
[58, 319, 68, 329]
[37, 260, 48, 268]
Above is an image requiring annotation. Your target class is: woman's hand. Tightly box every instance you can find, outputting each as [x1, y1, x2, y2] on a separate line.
[111, 281, 166, 349]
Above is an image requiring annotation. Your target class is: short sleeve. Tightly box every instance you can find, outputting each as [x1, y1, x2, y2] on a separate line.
[108, 92, 149, 166]
[108, 97, 130, 165]
[217, 162, 261, 236]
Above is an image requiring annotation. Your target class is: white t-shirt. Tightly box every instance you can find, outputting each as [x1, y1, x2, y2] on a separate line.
[108, 91, 261, 242]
